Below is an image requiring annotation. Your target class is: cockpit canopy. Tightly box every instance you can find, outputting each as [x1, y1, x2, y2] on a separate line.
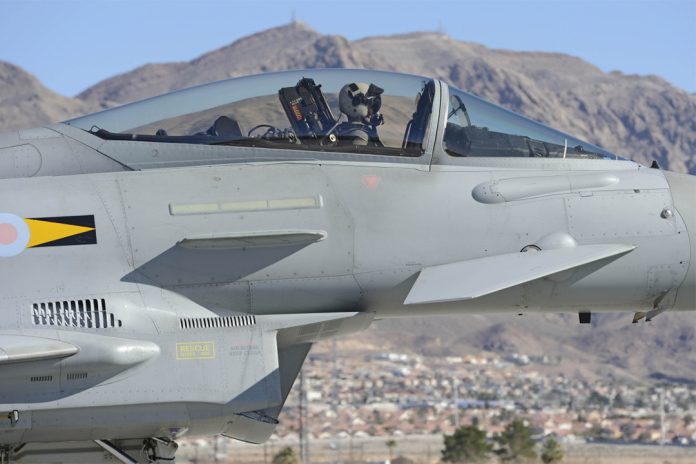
[444, 86, 616, 159]
[68, 69, 435, 157]
[67, 68, 621, 162]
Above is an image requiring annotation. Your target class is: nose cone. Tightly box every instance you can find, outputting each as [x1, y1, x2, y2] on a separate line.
[664, 171, 696, 310]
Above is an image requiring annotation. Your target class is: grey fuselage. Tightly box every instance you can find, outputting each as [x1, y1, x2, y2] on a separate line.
[0, 97, 694, 453]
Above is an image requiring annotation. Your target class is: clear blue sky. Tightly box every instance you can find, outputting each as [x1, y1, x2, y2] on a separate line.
[1, 0, 694, 97]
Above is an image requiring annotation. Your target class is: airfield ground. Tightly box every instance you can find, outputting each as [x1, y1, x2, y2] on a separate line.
[177, 434, 696, 464]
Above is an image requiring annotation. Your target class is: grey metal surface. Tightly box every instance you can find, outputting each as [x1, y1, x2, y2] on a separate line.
[405, 243, 636, 304]
[0, 68, 691, 463]
[0, 336, 78, 364]
[664, 171, 696, 311]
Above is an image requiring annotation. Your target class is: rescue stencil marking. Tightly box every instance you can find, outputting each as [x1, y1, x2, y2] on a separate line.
[0, 214, 96, 257]
[176, 341, 216, 360]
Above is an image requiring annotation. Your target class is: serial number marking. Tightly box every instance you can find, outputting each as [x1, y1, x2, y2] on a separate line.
[229, 344, 262, 357]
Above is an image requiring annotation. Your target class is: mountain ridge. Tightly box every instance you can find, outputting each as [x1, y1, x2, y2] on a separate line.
[0, 61, 89, 132]
[3, 22, 693, 173]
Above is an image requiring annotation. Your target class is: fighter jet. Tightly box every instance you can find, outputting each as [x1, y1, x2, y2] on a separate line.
[0, 68, 693, 463]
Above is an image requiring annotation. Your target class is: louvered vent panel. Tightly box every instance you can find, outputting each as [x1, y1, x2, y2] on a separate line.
[179, 315, 256, 330]
[31, 299, 122, 329]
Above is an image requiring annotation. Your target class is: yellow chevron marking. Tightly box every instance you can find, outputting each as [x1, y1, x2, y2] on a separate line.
[23, 219, 94, 248]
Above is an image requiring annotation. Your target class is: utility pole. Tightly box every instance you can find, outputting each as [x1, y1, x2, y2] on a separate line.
[453, 377, 460, 429]
[305, 373, 311, 464]
[660, 388, 666, 445]
[332, 338, 340, 464]
[299, 368, 311, 463]
[299, 369, 306, 463]
[348, 435, 353, 463]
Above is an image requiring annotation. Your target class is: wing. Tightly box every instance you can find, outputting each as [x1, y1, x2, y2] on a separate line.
[405, 244, 636, 305]
[178, 230, 326, 250]
[123, 229, 326, 287]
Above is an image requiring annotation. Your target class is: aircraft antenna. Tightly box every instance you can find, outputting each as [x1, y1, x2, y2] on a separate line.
[563, 138, 568, 159]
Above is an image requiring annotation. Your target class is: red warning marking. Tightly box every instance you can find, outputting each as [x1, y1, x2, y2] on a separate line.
[362, 175, 381, 190]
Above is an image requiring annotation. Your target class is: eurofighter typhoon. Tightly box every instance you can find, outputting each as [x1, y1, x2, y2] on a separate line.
[0, 69, 693, 463]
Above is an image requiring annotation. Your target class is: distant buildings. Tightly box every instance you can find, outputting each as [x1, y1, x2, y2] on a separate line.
[275, 349, 696, 446]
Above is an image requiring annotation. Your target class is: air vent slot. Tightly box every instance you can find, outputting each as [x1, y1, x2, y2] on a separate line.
[31, 298, 122, 329]
[30, 376, 53, 383]
[179, 315, 256, 330]
[66, 372, 88, 381]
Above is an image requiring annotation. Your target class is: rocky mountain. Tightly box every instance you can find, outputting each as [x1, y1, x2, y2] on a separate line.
[73, 22, 696, 174]
[77, 23, 372, 109]
[0, 62, 90, 132]
[342, 311, 696, 384]
[3, 22, 694, 172]
[1, 22, 695, 382]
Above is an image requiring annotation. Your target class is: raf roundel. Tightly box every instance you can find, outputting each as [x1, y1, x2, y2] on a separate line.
[0, 213, 30, 257]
